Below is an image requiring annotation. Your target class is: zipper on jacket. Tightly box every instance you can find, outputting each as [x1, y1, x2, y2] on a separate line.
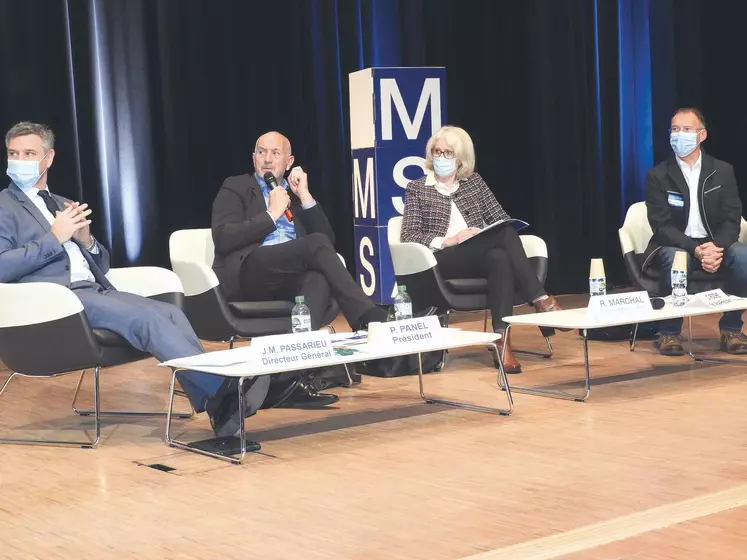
[700, 169, 716, 239]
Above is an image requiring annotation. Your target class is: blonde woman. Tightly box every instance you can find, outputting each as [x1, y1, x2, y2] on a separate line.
[401, 126, 564, 373]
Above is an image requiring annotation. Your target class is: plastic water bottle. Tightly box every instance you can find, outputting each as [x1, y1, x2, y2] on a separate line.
[589, 277, 606, 297]
[393, 285, 413, 320]
[671, 269, 688, 307]
[589, 258, 606, 297]
[291, 296, 311, 332]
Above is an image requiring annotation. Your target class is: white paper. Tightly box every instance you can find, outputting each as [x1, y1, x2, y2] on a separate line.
[459, 218, 529, 244]
[161, 346, 256, 369]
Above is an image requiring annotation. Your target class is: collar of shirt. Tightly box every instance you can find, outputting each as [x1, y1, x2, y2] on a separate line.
[20, 183, 48, 202]
[425, 170, 460, 197]
[676, 151, 702, 176]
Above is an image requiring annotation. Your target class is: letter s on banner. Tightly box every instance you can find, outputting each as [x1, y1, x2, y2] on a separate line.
[392, 156, 425, 215]
[359, 237, 376, 296]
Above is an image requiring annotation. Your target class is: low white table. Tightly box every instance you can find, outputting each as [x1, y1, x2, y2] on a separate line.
[160, 329, 512, 464]
[503, 296, 747, 402]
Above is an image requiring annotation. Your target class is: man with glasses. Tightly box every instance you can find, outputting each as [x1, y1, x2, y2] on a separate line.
[643, 108, 747, 356]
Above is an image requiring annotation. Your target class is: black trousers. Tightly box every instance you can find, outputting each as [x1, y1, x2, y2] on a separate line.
[435, 226, 546, 331]
[239, 233, 375, 329]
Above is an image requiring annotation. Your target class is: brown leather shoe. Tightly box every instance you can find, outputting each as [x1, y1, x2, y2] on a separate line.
[533, 295, 571, 331]
[720, 330, 747, 354]
[493, 331, 521, 374]
[653, 334, 685, 356]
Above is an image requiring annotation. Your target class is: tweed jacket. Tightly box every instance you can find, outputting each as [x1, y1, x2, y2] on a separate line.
[401, 172, 510, 247]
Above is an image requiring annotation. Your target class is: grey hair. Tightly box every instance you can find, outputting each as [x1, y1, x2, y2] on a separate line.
[5, 122, 56, 151]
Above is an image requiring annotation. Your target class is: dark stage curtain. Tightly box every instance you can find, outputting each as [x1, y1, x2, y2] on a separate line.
[1, 0, 746, 294]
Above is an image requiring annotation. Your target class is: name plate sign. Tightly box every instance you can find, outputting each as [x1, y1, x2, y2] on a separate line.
[698, 289, 735, 309]
[587, 291, 652, 316]
[252, 331, 333, 368]
[368, 315, 442, 347]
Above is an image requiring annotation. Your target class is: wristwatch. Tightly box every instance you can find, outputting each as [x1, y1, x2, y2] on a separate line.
[84, 236, 97, 252]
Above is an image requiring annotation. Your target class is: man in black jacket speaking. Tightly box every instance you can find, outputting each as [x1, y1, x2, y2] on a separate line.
[643, 108, 747, 356]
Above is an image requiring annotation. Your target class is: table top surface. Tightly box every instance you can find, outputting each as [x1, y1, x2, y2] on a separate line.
[503, 296, 747, 330]
[160, 329, 498, 377]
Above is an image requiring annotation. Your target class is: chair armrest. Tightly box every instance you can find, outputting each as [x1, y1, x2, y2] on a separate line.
[0, 282, 83, 328]
[519, 235, 548, 259]
[389, 241, 437, 275]
[106, 266, 184, 298]
[618, 227, 635, 256]
[171, 261, 220, 297]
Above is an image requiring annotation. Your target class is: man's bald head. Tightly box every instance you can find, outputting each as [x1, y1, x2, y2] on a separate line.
[253, 131, 294, 183]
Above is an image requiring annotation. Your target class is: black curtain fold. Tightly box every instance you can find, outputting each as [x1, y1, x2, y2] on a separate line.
[2, 0, 747, 294]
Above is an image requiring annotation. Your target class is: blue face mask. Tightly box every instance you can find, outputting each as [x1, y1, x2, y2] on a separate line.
[670, 132, 699, 158]
[433, 156, 457, 178]
[7, 153, 50, 190]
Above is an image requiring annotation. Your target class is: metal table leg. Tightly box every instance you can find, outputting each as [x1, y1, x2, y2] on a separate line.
[499, 325, 591, 402]
[687, 316, 747, 364]
[164, 369, 259, 465]
[418, 343, 514, 415]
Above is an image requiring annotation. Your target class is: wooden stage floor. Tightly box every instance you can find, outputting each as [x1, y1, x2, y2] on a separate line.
[2, 294, 746, 559]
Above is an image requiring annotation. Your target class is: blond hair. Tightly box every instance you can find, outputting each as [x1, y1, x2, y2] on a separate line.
[423, 125, 475, 180]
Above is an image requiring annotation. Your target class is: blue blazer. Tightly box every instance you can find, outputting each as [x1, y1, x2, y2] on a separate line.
[0, 183, 112, 288]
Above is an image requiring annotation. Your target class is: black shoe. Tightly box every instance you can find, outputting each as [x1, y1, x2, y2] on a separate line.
[206, 378, 266, 437]
[275, 380, 340, 409]
[205, 378, 241, 438]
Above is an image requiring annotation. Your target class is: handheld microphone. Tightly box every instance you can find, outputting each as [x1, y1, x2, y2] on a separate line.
[263, 172, 293, 222]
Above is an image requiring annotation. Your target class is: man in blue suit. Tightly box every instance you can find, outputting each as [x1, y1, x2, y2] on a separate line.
[0, 121, 268, 437]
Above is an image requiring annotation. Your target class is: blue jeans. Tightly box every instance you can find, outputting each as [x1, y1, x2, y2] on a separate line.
[655, 243, 747, 335]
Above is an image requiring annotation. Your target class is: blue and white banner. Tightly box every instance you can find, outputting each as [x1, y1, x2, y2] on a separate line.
[349, 67, 447, 304]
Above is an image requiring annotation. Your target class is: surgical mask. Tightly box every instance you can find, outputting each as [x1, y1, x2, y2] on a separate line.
[6, 152, 50, 190]
[433, 156, 457, 178]
[670, 132, 699, 158]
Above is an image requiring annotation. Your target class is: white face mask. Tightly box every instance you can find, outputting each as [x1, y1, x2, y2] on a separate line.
[7, 152, 50, 189]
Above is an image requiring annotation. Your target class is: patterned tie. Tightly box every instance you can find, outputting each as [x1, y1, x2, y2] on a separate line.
[37, 190, 59, 217]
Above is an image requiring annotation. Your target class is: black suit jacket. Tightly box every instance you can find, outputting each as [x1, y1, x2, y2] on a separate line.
[211, 173, 335, 300]
[643, 151, 742, 269]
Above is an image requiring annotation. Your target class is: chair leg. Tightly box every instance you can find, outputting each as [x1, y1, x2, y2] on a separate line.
[629, 323, 639, 351]
[0, 371, 19, 397]
[0, 368, 101, 448]
[72, 369, 194, 419]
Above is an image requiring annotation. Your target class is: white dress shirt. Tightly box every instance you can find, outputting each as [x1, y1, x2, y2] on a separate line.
[426, 172, 469, 251]
[21, 185, 97, 283]
[677, 152, 709, 238]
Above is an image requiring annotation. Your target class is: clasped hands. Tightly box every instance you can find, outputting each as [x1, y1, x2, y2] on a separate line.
[695, 242, 723, 273]
[442, 227, 481, 248]
[50, 201, 93, 246]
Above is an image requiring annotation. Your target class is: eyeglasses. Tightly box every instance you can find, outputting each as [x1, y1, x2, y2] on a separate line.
[431, 148, 455, 159]
[669, 126, 703, 134]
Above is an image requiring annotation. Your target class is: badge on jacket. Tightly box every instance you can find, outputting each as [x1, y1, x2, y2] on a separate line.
[667, 192, 684, 208]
